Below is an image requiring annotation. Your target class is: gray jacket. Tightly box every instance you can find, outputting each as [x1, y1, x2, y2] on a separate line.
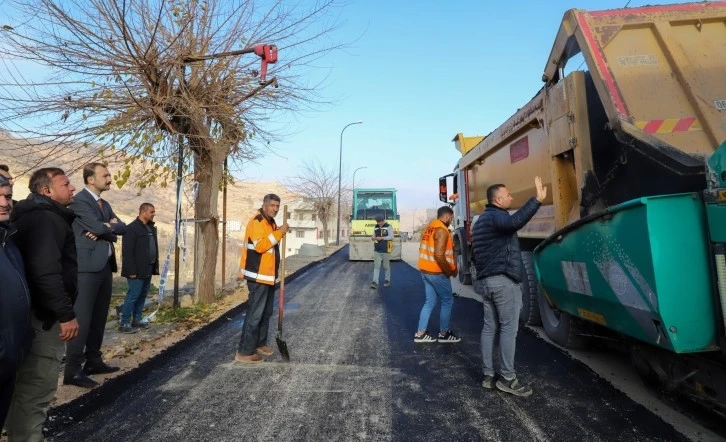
[70, 188, 127, 273]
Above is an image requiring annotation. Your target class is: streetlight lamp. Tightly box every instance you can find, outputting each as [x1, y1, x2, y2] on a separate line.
[336, 121, 363, 246]
[352, 166, 367, 191]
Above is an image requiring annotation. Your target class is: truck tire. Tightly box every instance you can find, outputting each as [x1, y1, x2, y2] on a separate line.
[454, 239, 472, 285]
[519, 252, 542, 326]
[537, 285, 587, 349]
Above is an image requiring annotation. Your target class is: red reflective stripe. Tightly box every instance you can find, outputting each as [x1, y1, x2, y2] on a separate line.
[673, 117, 696, 132]
[642, 119, 664, 134]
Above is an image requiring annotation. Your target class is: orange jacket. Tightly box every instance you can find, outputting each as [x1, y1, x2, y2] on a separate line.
[418, 219, 456, 275]
[238, 210, 284, 285]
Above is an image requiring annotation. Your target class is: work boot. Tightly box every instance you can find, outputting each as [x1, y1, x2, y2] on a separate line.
[370, 282, 378, 289]
[384, 280, 390, 288]
[235, 352, 263, 364]
[256, 346, 274, 356]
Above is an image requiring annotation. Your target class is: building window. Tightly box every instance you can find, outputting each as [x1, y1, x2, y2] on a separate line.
[297, 213, 304, 220]
[312, 214, 317, 221]
[342, 229, 346, 237]
[296, 231, 304, 238]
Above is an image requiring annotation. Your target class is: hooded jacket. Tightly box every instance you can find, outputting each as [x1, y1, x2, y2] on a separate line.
[11, 193, 78, 329]
[0, 222, 33, 379]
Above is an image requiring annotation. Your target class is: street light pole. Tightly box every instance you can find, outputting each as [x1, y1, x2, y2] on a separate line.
[336, 121, 362, 246]
[352, 166, 367, 191]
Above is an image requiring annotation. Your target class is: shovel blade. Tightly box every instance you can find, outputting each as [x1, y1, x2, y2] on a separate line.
[276, 336, 290, 362]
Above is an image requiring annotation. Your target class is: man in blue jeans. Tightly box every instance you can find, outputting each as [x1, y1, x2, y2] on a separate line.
[471, 176, 547, 397]
[119, 203, 159, 333]
[415, 206, 460, 344]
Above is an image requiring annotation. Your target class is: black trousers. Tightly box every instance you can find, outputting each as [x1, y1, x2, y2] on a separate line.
[237, 281, 276, 355]
[0, 374, 15, 428]
[64, 262, 113, 376]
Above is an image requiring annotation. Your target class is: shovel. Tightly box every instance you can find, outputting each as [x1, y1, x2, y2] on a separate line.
[276, 205, 291, 362]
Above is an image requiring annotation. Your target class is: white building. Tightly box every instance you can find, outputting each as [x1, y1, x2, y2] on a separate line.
[273, 198, 351, 256]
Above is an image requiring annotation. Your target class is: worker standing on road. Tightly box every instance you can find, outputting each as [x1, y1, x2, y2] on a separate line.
[236, 194, 289, 364]
[370, 214, 394, 289]
[414, 206, 460, 344]
[471, 176, 547, 397]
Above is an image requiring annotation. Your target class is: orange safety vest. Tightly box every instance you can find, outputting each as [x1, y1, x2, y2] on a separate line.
[418, 219, 456, 274]
[238, 211, 284, 285]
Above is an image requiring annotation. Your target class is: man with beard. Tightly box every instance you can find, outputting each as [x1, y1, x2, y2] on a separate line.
[236, 194, 289, 363]
[414, 206, 460, 344]
[5, 167, 79, 441]
[64, 163, 126, 388]
[471, 177, 547, 397]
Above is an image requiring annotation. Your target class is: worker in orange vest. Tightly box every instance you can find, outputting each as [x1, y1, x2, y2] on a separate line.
[414, 206, 460, 344]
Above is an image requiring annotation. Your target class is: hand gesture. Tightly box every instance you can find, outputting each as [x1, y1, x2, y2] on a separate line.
[535, 176, 547, 202]
[84, 231, 98, 241]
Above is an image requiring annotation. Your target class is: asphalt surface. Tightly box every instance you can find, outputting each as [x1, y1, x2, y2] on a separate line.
[46, 247, 690, 441]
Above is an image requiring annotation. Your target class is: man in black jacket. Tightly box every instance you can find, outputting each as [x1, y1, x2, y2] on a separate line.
[5, 167, 79, 441]
[471, 176, 546, 397]
[0, 175, 32, 428]
[119, 203, 159, 333]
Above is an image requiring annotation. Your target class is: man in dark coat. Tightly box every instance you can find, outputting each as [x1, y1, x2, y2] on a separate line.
[0, 174, 32, 428]
[471, 176, 546, 397]
[5, 167, 79, 441]
[119, 203, 159, 333]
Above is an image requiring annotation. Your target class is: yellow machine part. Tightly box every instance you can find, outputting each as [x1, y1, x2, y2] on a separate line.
[349, 219, 403, 261]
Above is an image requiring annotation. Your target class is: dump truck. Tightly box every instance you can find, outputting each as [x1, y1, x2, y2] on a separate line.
[348, 188, 403, 261]
[438, 2, 726, 412]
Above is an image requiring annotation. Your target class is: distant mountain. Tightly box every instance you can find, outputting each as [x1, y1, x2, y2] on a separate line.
[0, 130, 297, 233]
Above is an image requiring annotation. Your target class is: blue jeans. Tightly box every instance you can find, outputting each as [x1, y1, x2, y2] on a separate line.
[121, 277, 152, 325]
[417, 273, 454, 333]
[474, 275, 522, 379]
[237, 281, 275, 355]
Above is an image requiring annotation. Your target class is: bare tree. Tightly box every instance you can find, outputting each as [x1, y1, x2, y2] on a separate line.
[285, 159, 352, 246]
[0, 0, 346, 303]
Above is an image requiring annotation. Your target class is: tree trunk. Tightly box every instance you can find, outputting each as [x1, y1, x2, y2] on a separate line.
[193, 147, 224, 304]
[321, 218, 329, 246]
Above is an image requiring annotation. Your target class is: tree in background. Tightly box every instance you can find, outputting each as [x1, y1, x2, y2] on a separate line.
[0, 0, 345, 302]
[285, 159, 352, 247]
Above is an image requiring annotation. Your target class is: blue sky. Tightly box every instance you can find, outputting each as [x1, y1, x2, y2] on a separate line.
[240, 0, 696, 211]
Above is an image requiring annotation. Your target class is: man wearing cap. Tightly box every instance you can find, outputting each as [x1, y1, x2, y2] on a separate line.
[370, 214, 394, 289]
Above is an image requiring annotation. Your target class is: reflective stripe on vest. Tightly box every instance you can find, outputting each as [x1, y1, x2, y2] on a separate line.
[418, 219, 455, 273]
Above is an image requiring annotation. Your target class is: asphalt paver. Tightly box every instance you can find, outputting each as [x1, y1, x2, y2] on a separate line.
[47, 247, 688, 441]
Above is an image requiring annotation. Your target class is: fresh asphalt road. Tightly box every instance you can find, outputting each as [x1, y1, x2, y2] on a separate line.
[47, 247, 695, 441]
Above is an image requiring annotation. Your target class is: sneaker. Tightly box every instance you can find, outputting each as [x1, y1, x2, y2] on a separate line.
[495, 376, 533, 397]
[132, 320, 150, 329]
[384, 280, 390, 288]
[437, 330, 461, 343]
[118, 324, 138, 334]
[482, 375, 496, 390]
[413, 331, 436, 343]
[370, 282, 378, 289]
